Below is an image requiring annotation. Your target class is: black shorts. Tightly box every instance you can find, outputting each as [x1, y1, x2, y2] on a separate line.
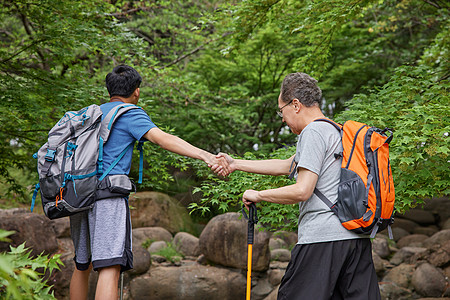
[278, 238, 380, 300]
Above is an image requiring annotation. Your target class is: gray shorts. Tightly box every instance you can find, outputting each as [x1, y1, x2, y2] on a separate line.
[69, 197, 133, 272]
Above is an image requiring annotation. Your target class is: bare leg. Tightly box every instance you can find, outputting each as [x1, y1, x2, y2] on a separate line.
[70, 264, 92, 300]
[95, 265, 121, 300]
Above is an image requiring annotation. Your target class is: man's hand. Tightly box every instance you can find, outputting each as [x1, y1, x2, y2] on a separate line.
[242, 189, 261, 209]
[205, 155, 231, 177]
[210, 152, 235, 177]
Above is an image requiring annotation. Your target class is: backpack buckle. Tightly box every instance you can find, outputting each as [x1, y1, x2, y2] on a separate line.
[45, 149, 56, 162]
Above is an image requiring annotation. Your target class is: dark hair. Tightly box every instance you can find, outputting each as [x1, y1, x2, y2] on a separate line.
[105, 65, 142, 98]
[280, 73, 322, 107]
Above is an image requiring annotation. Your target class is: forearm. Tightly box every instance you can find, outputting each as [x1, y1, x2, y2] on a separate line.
[159, 134, 213, 162]
[144, 128, 214, 163]
[257, 184, 309, 204]
[233, 156, 294, 176]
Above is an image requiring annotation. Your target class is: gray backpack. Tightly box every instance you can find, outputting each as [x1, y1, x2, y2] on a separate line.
[31, 103, 143, 219]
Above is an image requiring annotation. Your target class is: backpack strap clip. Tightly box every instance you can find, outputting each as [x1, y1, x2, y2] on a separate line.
[45, 148, 57, 162]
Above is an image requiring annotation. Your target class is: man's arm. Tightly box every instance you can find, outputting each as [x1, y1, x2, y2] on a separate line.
[242, 167, 318, 207]
[143, 127, 228, 171]
[216, 153, 295, 176]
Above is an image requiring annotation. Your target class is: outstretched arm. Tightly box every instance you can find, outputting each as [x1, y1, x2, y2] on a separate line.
[143, 127, 229, 172]
[215, 153, 295, 176]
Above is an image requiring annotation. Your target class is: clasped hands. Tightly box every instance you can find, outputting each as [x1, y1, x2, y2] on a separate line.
[206, 153, 260, 209]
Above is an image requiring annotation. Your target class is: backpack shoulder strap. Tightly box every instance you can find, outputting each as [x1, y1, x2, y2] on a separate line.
[314, 118, 342, 133]
[100, 103, 142, 143]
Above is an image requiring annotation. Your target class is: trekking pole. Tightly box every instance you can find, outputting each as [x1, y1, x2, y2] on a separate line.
[242, 203, 258, 300]
[120, 272, 124, 300]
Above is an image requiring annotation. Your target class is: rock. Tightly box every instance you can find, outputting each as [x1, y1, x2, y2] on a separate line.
[442, 218, 450, 230]
[132, 227, 172, 248]
[390, 247, 427, 265]
[129, 265, 245, 299]
[173, 232, 200, 257]
[413, 225, 439, 236]
[129, 191, 197, 235]
[48, 237, 75, 300]
[412, 263, 446, 297]
[423, 229, 450, 248]
[148, 241, 168, 254]
[268, 269, 285, 286]
[391, 227, 410, 242]
[0, 212, 58, 257]
[372, 237, 390, 259]
[128, 245, 151, 276]
[151, 255, 167, 263]
[252, 277, 273, 299]
[382, 264, 415, 288]
[392, 217, 419, 233]
[401, 209, 436, 225]
[271, 249, 291, 262]
[269, 237, 287, 250]
[379, 282, 414, 300]
[50, 217, 71, 238]
[396, 234, 428, 248]
[263, 285, 279, 300]
[428, 240, 450, 267]
[272, 231, 297, 248]
[199, 212, 271, 272]
[422, 197, 450, 224]
[372, 252, 386, 277]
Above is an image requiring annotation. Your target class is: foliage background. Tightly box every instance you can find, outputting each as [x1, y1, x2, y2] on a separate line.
[0, 0, 448, 229]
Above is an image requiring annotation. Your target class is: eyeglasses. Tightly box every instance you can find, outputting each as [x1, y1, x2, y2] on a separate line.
[277, 100, 293, 118]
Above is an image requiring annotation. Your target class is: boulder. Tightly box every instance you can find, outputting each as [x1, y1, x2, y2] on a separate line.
[422, 197, 450, 224]
[382, 264, 415, 288]
[379, 282, 414, 300]
[0, 212, 58, 257]
[272, 231, 297, 248]
[423, 229, 450, 248]
[48, 237, 75, 300]
[372, 252, 386, 277]
[128, 245, 151, 276]
[372, 237, 390, 259]
[396, 234, 428, 248]
[271, 249, 291, 262]
[129, 191, 197, 235]
[129, 265, 245, 300]
[263, 285, 279, 300]
[132, 227, 173, 248]
[252, 277, 273, 299]
[392, 217, 419, 233]
[428, 240, 450, 268]
[173, 232, 200, 257]
[269, 237, 287, 250]
[401, 209, 436, 225]
[413, 225, 439, 236]
[268, 269, 285, 286]
[442, 218, 450, 230]
[199, 213, 271, 272]
[50, 217, 71, 238]
[412, 263, 446, 297]
[148, 241, 168, 254]
[391, 227, 410, 242]
[390, 247, 427, 265]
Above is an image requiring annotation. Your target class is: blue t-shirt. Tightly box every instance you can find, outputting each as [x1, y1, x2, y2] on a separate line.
[100, 101, 157, 175]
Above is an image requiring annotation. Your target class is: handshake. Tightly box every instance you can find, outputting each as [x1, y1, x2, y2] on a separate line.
[206, 152, 235, 177]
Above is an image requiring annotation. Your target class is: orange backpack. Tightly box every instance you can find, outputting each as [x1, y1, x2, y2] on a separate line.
[313, 119, 395, 238]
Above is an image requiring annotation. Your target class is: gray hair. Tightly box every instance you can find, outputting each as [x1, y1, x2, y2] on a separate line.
[280, 73, 322, 107]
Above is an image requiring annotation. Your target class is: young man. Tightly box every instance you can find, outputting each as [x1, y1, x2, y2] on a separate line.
[69, 65, 228, 300]
[216, 73, 380, 299]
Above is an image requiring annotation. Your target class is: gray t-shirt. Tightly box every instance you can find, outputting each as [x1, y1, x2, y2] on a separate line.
[293, 121, 362, 244]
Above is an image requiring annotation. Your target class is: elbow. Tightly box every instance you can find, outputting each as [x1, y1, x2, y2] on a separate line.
[294, 185, 313, 203]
